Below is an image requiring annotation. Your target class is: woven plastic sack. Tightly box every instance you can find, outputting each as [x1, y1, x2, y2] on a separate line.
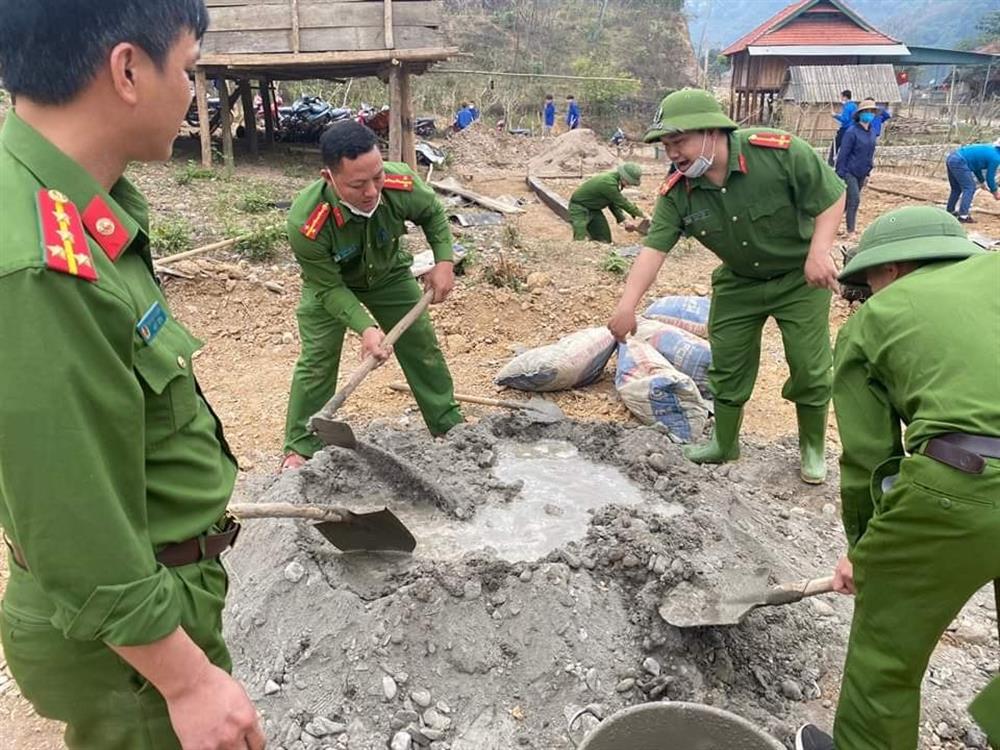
[634, 318, 712, 399]
[495, 327, 616, 392]
[614, 340, 709, 442]
[643, 295, 710, 339]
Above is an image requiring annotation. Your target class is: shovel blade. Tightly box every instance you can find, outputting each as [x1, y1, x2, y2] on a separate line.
[522, 398, 565, 423]
[314, 508, 416, 553]
[658, 569, 771, 628]
[311, 417, 358, 449]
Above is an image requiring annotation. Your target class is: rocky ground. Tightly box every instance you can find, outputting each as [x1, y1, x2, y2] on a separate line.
[1, 126, 998, 749]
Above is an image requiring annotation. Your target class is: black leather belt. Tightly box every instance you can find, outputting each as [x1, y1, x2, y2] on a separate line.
[923, 433, 1000, 475]
[4, 517, 241, 572]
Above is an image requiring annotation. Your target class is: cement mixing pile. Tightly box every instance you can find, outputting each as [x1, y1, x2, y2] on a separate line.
[224, 417, 997, 749]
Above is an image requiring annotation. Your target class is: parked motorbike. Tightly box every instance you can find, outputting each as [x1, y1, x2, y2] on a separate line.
[276, 95, 351, 142]
[185, 96, 221, 129]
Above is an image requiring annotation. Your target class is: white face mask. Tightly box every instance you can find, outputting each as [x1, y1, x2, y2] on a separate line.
[324, 170, 381, 218]
[340, 194, 381, 219]
[679, 132, 716, 178]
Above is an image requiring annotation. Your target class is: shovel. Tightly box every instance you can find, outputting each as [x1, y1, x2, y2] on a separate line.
[227, 502, 416, 553]
[309, 289, 434, 447]
[388, 382, 564, 424]
[658, 570, 835, 628]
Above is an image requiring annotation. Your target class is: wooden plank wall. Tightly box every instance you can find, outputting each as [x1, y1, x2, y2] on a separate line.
[203, 0, 443, 54]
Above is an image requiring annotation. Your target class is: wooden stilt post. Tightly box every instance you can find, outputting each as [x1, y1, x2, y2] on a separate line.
[399, 66, 416, 169]
[219, 78, 234, 169]
[388, 64, 403, 162]
[383, 0, 395, 49]
[194, 68, 212, 168]
[260, 76, 275, 146]
[239, 79, 258, 157]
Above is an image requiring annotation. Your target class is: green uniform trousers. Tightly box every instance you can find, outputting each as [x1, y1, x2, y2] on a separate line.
[708, 265, 832, 409]
[569, 203, 613, 243]
[834, 453, 1000, 749]
[284, 270, 462, 457]
[1, 556, 229, 750]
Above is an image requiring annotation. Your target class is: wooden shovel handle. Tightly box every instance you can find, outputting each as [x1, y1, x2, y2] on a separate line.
[228, 502, 345, 523]
[389, 382, 521, 410]
[768, 575, 836, 605]
[311, 290, 434, 423]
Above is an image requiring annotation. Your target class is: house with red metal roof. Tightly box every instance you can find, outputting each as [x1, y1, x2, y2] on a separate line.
[721, 0, 908, 125]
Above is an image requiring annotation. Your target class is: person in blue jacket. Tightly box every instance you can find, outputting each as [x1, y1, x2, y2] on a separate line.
[828, 89, 857, 164]
[468, 101, 480, 121]
[566, 95, 580, 130]
[870, 105, 891, 137]
[946, 139, 1000, 223]
[835, 98, 879, 238]
[453, 102, 474, 132]
[542, 94, 556, 136]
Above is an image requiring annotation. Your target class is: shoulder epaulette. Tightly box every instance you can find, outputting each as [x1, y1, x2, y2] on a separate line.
[383, 173, 414, 192]
[747, 132, 792, 150]
[38, 189, 98, 281]
[300, 201, 331, 240]
[659, 171, 684, 196]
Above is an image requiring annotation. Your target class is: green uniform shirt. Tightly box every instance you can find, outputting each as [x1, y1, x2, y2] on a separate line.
[645, 129, 845, 279]
[0, 112, 237, 646]
[832, 254, 1000, 548]
[288, 164, 454, 334]
[569, 170, 644, 223]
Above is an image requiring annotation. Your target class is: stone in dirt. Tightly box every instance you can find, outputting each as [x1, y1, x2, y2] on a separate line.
[224, 416, 994, 749]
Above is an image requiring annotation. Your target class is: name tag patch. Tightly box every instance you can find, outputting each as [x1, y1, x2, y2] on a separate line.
[683, 210, 711, 226]
[137, 301, 167, 344]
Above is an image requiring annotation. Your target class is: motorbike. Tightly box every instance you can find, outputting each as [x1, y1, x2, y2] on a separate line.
[358, 104, 437, 140]
[185, 96, 221, 130]
[276, 95, 351, 142]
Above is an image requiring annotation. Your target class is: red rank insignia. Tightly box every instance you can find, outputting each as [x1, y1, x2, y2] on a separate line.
[300, 201, 331, 240]
[738, 153, 748, 173]
[37, 189, 98, 282]
[383, 173, 414, 192]
[82, 195, 130, 261]
[659, 171, 684, 196]
[332, 205, 346, 228]
[748, 132, 792, 150]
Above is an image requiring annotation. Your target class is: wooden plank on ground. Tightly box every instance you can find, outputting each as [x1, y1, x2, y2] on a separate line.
[525, 175, 570, 222]
[201, 26, 443, 54]
[206, 2, 440, 31]
[430, 178, 524, 215]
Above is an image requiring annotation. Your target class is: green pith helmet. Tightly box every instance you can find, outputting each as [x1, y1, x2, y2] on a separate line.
[618, 162, 642, 186]
[839, 205, 985, 285]
[642, 88, 739, 143]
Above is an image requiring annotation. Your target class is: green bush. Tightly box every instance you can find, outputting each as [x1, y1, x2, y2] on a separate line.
[150, 216, 193, 255]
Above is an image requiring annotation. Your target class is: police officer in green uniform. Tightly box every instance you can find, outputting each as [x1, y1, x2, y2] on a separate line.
[608, 88, 845, 483]
[281, 120, 463, 470]
[568, 162, 645, 242]
[794, 206, 1000, 750]
[0, 2, 263, 749]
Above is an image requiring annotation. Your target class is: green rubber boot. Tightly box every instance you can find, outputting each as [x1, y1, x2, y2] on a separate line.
[683, 403, 743, 464]
[797, 403, 829, 484]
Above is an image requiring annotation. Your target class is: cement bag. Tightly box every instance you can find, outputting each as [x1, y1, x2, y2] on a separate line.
[614, 340, 709, 442]
[634, 318, 712, 399]
[495, 327, 616, 392]
[643, 295, 710, 339]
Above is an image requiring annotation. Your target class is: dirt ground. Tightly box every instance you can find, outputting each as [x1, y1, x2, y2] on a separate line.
[2, 127, 998, 749]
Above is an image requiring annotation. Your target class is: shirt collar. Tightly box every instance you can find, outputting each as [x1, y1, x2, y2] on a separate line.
[684, 132, 748, 192]
[1, 110, 147, 262]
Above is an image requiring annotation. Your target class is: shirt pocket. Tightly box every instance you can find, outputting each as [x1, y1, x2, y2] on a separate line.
[748, 192, 796, 239]
[133, 320, 203, 447]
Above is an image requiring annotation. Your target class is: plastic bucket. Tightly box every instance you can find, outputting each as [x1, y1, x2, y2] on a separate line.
[571, 702, 785, 750]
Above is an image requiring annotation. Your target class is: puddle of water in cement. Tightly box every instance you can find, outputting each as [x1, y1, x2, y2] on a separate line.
[402, 440, 682, 562]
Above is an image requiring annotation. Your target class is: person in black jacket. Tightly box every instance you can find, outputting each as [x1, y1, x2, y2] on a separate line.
[835, 98, 879, 239]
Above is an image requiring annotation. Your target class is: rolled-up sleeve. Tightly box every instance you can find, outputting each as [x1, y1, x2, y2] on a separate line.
[406, 172, 454, 263]
[0, 268, 180, 646]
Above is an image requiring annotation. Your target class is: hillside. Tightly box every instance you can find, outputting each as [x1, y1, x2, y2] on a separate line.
[687, 0, 997, 53]
[441, 0, 698, 101]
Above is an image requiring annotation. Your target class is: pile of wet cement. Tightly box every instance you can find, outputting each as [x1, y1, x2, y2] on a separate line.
[222, 417, 993, 750]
